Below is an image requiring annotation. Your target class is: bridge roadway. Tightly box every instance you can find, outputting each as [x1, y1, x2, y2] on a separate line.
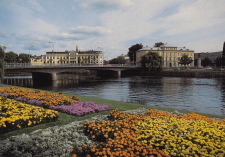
[5, 64, 138, 84]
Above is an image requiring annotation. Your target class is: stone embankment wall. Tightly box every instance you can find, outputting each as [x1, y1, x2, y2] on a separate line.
[142, 71, 225, 78]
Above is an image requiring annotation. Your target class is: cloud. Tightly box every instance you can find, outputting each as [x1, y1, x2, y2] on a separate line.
[22, 42, 51, 51]
[162, 0, 225, 36]
[0, 32, 11, 38]
[22, 18, 60, 35]
[69, 26, 111, 36]
[79, 0, 133, 10]
[52, 33, 87, 40]
[27, 0, 45, 13]
[51, 26, 111, 41]
[16, 34, 47, 41]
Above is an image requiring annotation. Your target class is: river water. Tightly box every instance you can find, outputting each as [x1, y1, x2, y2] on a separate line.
[3, 76, 225, 116]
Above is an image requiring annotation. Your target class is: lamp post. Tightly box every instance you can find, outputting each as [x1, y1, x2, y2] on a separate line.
[29, 46, 33, 65]
[49, 42, 54, 52]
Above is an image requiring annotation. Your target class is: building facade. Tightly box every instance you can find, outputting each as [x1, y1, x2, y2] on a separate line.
[136, 43, 194, 68]
[194, 51, 222, 61]
[41, 50, 103, 65]
[30, 56, 43, 66]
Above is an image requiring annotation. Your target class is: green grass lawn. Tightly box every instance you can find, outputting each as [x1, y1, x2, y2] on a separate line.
[1, 85, 225, 141]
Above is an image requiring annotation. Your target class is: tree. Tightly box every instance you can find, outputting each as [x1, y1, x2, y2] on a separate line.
[0, 45, 5, 59]
[178, 54, 193, 69]
[154, 42, 164, 47]
[222, 41, 225, 66]
[0, 45, 6, 82]
[215, 56, 225, 67]
[223, 41, 225, 57]
[4, 51, 19, 63]
[18, 53, 30, 63]
[109, 56, 126, 64]
[140, 52, 163, 71]
[128, 43, 143, 64]
[201, 57, 212, 67]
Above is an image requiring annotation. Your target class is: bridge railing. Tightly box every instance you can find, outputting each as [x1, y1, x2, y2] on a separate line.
[5, 63, 31, 68]
[5, 63, 136, 68]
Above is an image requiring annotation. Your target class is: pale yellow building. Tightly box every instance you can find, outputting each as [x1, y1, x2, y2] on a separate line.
[136, 43, 194, 68]
[30, 56, 43, 66]
[41, 50, 103, 65]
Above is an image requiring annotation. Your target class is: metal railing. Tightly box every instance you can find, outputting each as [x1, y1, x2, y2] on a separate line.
[5, 63, 136, 68]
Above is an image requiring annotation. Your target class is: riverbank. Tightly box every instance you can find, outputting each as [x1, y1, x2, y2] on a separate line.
[139, 68, 225, 78]
[122, 67, 225, 78]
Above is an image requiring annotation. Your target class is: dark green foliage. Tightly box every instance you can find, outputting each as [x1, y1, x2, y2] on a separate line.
[140, 52, 163, 71]
[201, 57, 212, 67]
[128, 43, 143, 64]
[0, 46, 5, 59]
[109, 56, 126, 64]
[215, 56, 225, 67]
[4, 51, 19, 63]
[0, 59, 4, 79]
[0, 45, 5, 81]
[178, 54, 193, 68]
[19, 53, 30, 63]
[223, 41, 225, 57]
[154, 42, 164, 47]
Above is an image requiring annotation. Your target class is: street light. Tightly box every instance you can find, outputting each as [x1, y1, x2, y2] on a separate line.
[29, 46, 33, 64]
[49, 42, 54, 52]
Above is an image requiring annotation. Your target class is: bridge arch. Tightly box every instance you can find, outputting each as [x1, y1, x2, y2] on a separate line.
[5, 65, 138, 85]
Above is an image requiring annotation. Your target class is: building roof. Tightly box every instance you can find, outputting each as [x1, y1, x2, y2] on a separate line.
[78, 50, 102, 54]
[46, 50, 102, 55]
[160, 43, 176, 47]
[139, 47, 162, 51]
[138, 43, 193, 52]
[46, 52, 69, 54]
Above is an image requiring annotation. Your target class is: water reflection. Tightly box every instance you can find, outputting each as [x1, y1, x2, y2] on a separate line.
[220, 78, 225, 114]
[2, 75, 225, 116]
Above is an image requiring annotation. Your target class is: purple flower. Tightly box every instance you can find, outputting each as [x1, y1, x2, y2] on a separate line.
[27, 99, 43, 106]
[14, 97, 27, 102]
[49, 101, 112, 116]
[0, 93, 9, 97]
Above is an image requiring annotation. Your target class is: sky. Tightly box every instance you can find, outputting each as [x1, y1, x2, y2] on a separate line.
[0, 0, 225, 60]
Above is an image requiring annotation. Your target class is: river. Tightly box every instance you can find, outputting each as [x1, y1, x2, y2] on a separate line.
[3, 75, 225, 116]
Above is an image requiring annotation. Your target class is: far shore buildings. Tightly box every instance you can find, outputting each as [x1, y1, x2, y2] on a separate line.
[136, 43, 195, 68]
[194, 51, 222, 61]
[31, 48, 103, 66]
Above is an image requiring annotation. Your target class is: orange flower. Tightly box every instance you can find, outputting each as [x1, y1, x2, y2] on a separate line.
[82, 144, 87, 147]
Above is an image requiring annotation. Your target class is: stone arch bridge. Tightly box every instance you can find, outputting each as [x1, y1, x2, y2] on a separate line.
[5, 65, 138, 85]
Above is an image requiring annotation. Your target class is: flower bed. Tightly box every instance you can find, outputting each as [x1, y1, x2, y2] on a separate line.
[50, 101, 112, 116]
[70, 109, 225, 157]
[0, 96, 58, 134]
[0, 87, 77, 107]
[0, 87, 112, 117]
[0, 108, 224, 157]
